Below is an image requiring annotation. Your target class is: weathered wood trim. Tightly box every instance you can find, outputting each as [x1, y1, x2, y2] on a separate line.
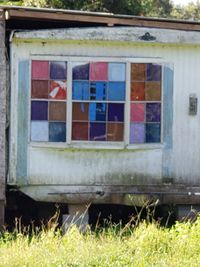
[13, 27, 200, 46]
[6, 8, 200, 31]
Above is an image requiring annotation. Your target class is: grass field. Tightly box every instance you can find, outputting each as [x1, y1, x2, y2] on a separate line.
[0, 216, 200, 267]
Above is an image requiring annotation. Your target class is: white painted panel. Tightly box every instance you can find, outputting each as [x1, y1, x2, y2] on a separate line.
[28, 146, 162, 185]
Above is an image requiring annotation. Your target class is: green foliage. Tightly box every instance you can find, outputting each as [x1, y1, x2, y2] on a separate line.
[0, 217, 200, 266]
[171, 1, 200, 20]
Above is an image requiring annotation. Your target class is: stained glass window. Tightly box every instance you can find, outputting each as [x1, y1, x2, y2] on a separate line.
[30, 59, 162, 145]
[72, 62, 125, 141]
[31, 60, 67, 142]
[130, 63, 162, 143]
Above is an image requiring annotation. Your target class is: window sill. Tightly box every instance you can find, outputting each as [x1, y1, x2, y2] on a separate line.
[28, 141, 164, 151]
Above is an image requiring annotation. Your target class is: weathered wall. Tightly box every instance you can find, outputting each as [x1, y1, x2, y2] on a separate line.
[0, 9, 6, 226]
[9, 27, 200, 205]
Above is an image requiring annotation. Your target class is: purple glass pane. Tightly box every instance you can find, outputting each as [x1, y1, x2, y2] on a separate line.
[108, 103, 124, 122]
[73, 63, 89, 80]
[50, 61, 67, 79]
[146, 103, 161, 122]
[147, 64, 161, 81]
[31, 101, 48, 121]
[130, 123, 145, 144]
[90, 123, 106, 141]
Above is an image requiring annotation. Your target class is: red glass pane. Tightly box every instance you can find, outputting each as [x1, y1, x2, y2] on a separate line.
[72, 122, 88, 140]
[32, 60, 49, 79]
[90, 62, 108, 81]
[49, 80, 67, 99]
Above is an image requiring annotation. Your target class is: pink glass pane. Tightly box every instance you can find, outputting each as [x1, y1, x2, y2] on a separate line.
[130, 103, 145, 122]
[49, 80, 67, 99]
[90, 62, 108, 81]
[32, 60, 49, 79]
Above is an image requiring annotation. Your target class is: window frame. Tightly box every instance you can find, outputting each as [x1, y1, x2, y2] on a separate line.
[28, 56, 165, 149]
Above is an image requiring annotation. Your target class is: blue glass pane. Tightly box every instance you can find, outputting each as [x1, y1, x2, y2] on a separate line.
[108, 63, 126, 81]
[50, 61, 67, 80]
[49, 122, 66, 142]
[73, 63, 89, 80]
[107, 82, 125, 101]
[146, 123, 160, 143]
[89, 103, 107, 121]
[31, 121, 49, 142]
[72, 81, 89, 100]
[90, 82, 107, 100]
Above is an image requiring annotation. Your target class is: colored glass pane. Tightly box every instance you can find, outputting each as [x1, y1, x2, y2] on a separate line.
[146, 103, 161, 122]
[107, 82, 125, 101]
[107, 123, 123, 141]
[72, 63, 89, 80]
[90, 82, 107, 100]
[108, 103, 124, 122]
[50, 61, 67, 80]
[72, 81, 89, 100]
[131, 63, 146, 81]
[49, 102, 66, 122]
[31, 80, 48, 99]
[90, 62, 108, 81]
[32, 60, 49, 80]
[31, 121, 49, 142]
[108, 63, 126, 81]
[145, 82, 161, 101]
[49, 80, 67, 99]
[90, 123, 106, 141]
[146, 123, 160, 143]
[31, 101, 48, 121]
[131, 82, 145, 101]
[72, 103, 89, 121]
[130, 123, 145, 144]
[72, 122, 88, 140]
[147, 64, 161, 81]
[89, 103, 106, 121]
[49, 122, 66, 142]
[130, 103, 145, 122]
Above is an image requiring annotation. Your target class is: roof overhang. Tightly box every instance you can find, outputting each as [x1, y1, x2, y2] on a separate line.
[2, 5, 200, 31]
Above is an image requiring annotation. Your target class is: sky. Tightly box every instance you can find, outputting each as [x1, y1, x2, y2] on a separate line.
[172, 0, 197, 5]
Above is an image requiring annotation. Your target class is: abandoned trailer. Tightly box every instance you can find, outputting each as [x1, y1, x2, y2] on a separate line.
[1, 6, 200, 227]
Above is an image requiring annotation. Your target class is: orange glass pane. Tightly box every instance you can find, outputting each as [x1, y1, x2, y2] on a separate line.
[49, 102, 66, 121]
[131, 63, 146, 81]
[72, 103, 89, 121]
[145, 82, 161, 101]
[131, 82, 145, 101]
[107, 123, 124, 141]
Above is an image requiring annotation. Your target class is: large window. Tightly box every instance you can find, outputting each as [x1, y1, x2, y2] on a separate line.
[72, 62, 125, 141]
[30, 59, 162, 145]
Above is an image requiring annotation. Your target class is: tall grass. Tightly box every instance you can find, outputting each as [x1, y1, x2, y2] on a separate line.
[0, 216, 200, 266]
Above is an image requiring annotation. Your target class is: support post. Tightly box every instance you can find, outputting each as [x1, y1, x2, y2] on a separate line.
[0, 9, 6, 228]
[62, 204, 89, 232]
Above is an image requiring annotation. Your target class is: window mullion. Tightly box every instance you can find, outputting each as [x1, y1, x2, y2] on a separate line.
[67, 62, 72, 144]
[124, 62, 131, 147]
